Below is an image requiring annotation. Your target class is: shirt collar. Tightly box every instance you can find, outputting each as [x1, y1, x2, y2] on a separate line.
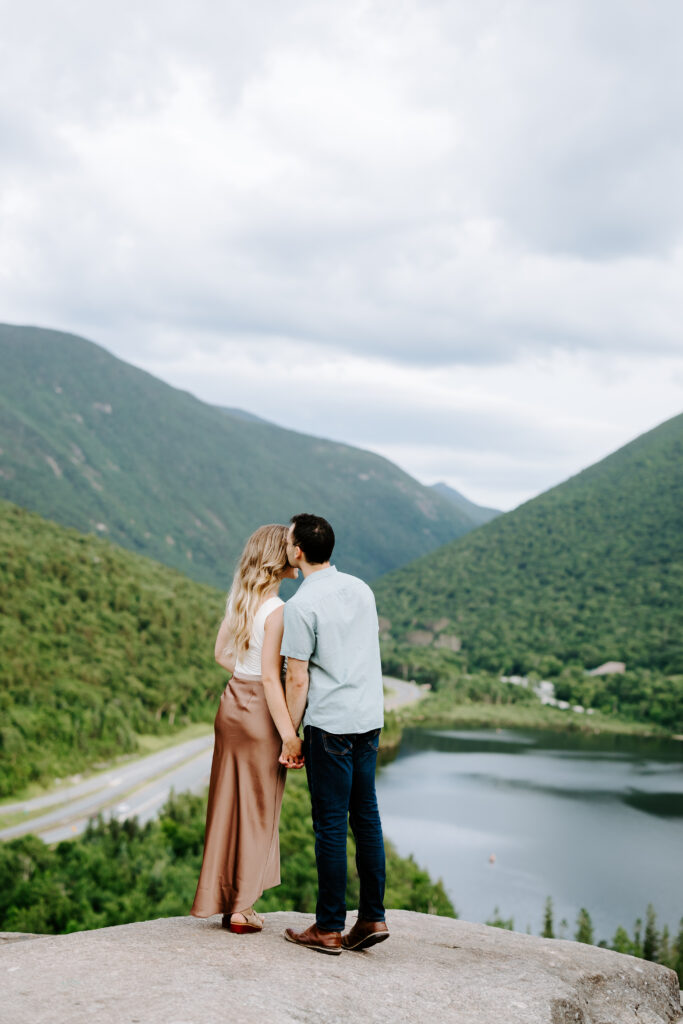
[299, 565, 337, 589]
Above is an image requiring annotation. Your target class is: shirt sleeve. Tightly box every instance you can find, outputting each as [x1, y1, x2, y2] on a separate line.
[281, 600, 316, 661]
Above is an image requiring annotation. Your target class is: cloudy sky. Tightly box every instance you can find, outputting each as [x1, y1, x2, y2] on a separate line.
[2, 0, 682, 509]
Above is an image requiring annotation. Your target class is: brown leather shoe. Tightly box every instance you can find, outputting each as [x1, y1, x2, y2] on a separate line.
[342, 918, 390, 951]
[284, 923, 342, 955]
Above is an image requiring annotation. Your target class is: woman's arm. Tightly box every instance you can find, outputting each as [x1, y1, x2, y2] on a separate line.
[262, 606, 303, 765]
[214, 616, 237, 674]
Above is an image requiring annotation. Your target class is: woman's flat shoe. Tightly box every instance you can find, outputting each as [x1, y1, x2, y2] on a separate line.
[222, 911, 263, 934]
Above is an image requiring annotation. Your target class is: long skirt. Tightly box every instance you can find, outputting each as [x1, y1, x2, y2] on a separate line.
[190, 676, 286, 917]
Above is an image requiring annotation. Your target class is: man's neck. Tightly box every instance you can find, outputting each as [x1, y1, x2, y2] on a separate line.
[300, 561, 331, 579]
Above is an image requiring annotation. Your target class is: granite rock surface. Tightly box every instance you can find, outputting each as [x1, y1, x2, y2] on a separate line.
[1, 910, 681, 1024]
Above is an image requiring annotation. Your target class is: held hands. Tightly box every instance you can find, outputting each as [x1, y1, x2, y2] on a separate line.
[279, 735, 305, 770]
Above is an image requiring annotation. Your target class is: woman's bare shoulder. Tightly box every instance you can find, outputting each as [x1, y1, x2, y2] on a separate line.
[263, 602, 285, 629]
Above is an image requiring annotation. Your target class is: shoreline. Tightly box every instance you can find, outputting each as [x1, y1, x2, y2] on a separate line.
[379, 695, 678, 763]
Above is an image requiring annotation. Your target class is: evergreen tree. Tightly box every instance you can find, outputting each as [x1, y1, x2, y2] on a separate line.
[542, 896, 554, 939]
[575, 908, 594, 945]
[674, 919, 683, 981]
[486, 907, 514, 931]
[643, 904, 660, 962]
[611, 925, 636, 956]
[659, 925, 670, 966]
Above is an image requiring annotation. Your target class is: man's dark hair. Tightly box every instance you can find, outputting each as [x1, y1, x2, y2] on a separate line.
[290, 513, 335, 564]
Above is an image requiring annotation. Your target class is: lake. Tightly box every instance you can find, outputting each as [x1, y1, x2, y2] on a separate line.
[375, 726, 683, 940]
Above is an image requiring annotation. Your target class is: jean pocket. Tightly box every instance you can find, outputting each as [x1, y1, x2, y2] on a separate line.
[366, 728, 381, 752]
[322, 732, 353, 757]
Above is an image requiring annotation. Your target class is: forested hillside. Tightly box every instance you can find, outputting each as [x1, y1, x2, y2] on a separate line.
[0, 779, 454, 933]
[0, 500, 225, 797]
[2, 785, 679, 985]
[0, 323, 486, 585]
[375, 412, 683, 679]
[430, 482, 500, 525]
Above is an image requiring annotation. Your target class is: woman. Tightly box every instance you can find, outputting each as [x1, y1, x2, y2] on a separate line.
[191, 524, 301, 933]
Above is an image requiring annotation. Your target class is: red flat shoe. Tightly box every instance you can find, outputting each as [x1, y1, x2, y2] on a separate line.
[222, 910, 263, 934]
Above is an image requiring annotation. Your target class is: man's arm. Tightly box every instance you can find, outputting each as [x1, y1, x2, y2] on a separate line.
[280, 600, 314, 744]
[285, 657, 310, 733]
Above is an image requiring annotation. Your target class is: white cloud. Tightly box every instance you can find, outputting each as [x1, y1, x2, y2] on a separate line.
[1, 0, 682, 507]
[122, 335, 683, 509]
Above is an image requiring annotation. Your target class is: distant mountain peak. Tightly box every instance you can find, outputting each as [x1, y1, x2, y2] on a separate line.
[0, 322, 489, 585]
[376, 411, 683, 676]
[430, 481, 500, 526]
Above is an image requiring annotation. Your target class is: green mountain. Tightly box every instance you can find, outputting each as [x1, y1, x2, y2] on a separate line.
[374, 413, 683, 676]
[0, 323, 481, 586]
[430, 482, 500, 525]
[0, 501, 455, 919]
[0, 499, 224, 797]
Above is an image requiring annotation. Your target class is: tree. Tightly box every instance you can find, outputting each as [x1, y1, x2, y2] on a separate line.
[575, 908, 594, 945]
[486, 907, 514, 931]
[658, 925, 670, 965]
[542, 896, 555, 939]
[0, 783, 457, 934]
[674, 919, 683, 982]
[611, 925, 636, 956]
[643, 904, 659, 962]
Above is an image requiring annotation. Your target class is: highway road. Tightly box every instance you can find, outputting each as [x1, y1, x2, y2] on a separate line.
[0, 735, 214, 843]
[1, 677, 425, 843]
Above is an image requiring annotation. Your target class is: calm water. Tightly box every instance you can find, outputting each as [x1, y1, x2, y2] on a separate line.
[375, 727, 683, 939]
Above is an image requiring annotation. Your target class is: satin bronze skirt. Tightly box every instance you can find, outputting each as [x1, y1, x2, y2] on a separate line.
[190, 676, 286, 917]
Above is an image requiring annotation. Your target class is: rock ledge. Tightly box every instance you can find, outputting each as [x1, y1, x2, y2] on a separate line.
[1, 911, 681, 1024]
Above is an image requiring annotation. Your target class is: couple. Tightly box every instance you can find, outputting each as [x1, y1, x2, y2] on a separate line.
[190, 513, 389, 955]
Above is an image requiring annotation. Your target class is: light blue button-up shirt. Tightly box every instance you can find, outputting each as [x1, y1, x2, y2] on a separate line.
[281, 565, 384, 734]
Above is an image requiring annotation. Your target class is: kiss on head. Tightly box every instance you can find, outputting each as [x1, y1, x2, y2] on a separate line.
[190, 513, 389, 953]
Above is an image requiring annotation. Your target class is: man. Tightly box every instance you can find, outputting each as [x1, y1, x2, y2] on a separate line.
[279, 513, 389, 955]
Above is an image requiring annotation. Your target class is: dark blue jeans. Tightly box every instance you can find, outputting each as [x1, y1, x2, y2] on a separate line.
[303, 725, 386, 932]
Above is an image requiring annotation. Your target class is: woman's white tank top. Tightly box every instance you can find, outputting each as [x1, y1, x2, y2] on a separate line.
[233, 596, 284, 681]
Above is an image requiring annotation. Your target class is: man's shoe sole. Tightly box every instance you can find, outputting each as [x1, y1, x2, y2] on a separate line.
[283, 931, 342, 955]
[342, 931, 390, 952]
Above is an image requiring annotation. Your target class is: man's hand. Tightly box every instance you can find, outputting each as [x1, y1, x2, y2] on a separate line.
[279, 736, 304, 769]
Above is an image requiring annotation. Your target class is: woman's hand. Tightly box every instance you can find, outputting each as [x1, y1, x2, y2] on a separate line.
[279, 735, 304, 769]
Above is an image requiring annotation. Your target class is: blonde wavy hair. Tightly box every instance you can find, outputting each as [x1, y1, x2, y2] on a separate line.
[224, 524, 290, 658]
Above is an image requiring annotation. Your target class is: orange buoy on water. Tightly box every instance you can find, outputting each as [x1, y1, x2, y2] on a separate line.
[489, 853, 496, 864]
